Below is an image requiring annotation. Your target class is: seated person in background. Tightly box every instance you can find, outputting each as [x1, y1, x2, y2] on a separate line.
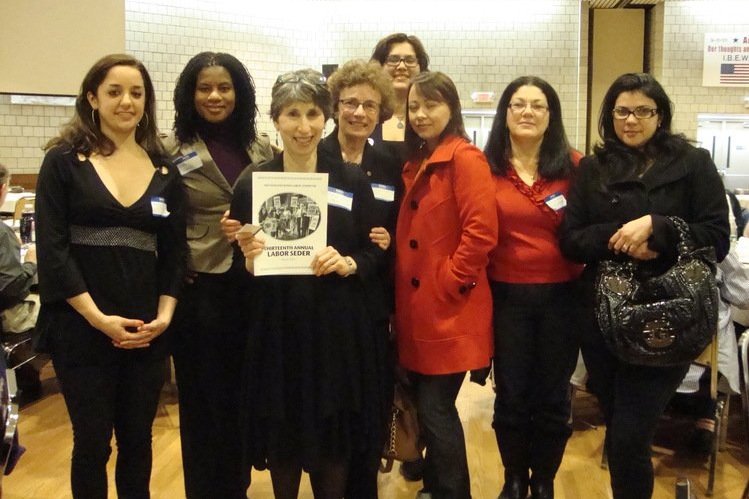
[0, 163, 38, 333]
[0, 162, 42, 402]
[670, 209, 747, 454]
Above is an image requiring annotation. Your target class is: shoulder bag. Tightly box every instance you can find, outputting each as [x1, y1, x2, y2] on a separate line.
[595, 216, 718, 366]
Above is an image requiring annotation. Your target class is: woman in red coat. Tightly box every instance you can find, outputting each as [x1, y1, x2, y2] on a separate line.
[395, 71, 497, 499]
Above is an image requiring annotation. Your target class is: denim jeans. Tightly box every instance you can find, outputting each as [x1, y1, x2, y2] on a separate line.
[412, 371, 470, 499]
[580, 306, 689, 499]
[54, 357, 165, 499]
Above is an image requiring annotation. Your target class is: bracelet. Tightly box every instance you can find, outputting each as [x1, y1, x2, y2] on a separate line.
[344, 256, 356, 276]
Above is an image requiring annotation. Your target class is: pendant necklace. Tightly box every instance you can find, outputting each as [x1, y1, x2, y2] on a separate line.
[396, 115, 405, 129]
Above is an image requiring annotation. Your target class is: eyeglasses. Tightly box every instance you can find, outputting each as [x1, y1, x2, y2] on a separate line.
[385, 55, 419, 68]
[612, 106, 658, 120]
[508, 101, 549, 115]
[339, 98, 380, 115]
[275, 72, 327, 87]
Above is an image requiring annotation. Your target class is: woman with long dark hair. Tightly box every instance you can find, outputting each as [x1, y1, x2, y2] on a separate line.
[484, 76, 582, 499]
[560, 73, 729, 499]
[163, 51, 274, 499]
[36, 53, 186, 498]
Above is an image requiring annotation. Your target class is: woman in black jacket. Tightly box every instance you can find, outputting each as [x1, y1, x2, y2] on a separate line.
[559, 73, 729, 499]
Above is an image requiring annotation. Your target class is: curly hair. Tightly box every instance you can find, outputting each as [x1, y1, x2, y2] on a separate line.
[370, 33, 430, 72]
[45, 54, 163, 157]
[484, 76, 573, 180]
[326, 59, 396, 123]
[173, 52, 258, 148]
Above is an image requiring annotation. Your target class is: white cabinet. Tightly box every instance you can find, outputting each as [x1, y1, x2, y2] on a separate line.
[462, 109, 497, 151]
[697, 114, 749, 191]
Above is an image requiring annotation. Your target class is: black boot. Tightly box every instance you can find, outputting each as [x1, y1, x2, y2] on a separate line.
[498, 469, 529, 499]
[495, 428, 530, 499]
[529, 476, 553, 499]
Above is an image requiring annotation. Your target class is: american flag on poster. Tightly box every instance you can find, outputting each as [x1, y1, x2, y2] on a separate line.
[720, 63, 749, 84]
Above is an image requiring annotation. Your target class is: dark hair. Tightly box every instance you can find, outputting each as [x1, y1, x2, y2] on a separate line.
[404, 72, 468, 160]
[173, 52, 258, 148]
[595, 72, 689, 177]
[0, 163, 8, 186]
[45, 54, 162, 157]
[270, 69, 332, 122]
[370, 33, 430, 71]
[327, 59, 396, 123]
[484, 76, 573, 179]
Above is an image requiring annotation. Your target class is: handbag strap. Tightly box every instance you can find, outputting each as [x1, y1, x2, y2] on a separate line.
[667, 216, 696, 259]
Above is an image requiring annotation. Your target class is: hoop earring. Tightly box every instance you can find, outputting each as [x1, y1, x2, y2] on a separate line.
[138, 113, 149, 128]
[91, 108, 98, 125]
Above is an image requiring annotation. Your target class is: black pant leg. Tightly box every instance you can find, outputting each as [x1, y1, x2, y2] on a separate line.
[54, 360, 118, 499]
[172, 271, 251, 499]
[113, 358, 165, 499]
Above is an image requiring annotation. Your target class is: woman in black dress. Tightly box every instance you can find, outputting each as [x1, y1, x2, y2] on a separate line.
[35, 54, 186, 499]
[231, 69, 385, 499]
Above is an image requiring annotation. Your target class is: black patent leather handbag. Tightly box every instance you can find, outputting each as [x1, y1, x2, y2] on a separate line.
[595, 216, 718, 366]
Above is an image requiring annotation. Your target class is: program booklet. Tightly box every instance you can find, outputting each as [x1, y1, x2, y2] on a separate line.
[251, 171, 328, 275]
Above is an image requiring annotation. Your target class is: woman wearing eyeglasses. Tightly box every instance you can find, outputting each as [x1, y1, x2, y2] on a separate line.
[321, 59, 402, 498]
[395, 71, 497, 499]
[370, 33, 430, 158]
[231, 69, 386, 499]
[560, 73, 729, 499]
[483, 76, 582, 499]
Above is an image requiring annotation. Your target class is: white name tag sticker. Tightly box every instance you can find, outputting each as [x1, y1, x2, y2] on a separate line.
[174, 151, 203, 175]
[545, 192, 567, 211]
[371, 183, 395, 202]
[328, 187, 353, 211]
[151, 196, 170, 217]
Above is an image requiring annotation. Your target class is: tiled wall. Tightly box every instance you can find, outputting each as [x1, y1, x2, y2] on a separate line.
[0, 0, 585, 173]
[658, 1, 749, 139]
[1, 0, 746, 175]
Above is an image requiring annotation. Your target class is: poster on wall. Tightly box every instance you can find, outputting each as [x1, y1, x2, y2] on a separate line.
[703, 33, 749, 87]
[251, 171, 328, 276]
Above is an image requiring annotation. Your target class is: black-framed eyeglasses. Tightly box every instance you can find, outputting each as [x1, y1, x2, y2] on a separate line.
[385, 55, 419, 68]
[508, 101, 548, 115]
[613, 106, 658, 120]
[339, 98, 380, 115]
[275, 72, 327, 86]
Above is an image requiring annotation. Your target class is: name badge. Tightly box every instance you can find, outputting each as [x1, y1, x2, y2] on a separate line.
[328, 186, 353, 211]
[151, 196, 170, 218]
[545, 192, 567, 211]
[174, 151, 203, 175]
[371, 183, 395, 202]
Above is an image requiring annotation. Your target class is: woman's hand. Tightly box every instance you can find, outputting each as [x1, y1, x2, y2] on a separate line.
[626, 241, 659, 261]
[236, 230, 265, 274]
[369, 226, 391, 250]
[609, 215, 654, 254]
[130, 295, 177, 347]
[221, 210, 242, 243]
[92, 314, 152, 349]
[311, 246, 354, 277]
